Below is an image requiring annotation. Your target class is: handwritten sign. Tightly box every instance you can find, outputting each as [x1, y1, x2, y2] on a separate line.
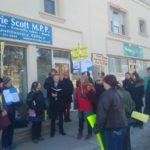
[92, 53, 108, 67]
[71, 45, 88, 61]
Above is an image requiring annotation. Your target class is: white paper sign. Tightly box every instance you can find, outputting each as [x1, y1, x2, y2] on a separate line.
[3, 87, 20, 104]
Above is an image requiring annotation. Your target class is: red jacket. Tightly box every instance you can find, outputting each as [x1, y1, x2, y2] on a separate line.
[75, 87, 94, 112]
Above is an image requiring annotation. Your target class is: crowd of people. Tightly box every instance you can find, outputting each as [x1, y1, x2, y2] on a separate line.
[0, 67, 150, 150]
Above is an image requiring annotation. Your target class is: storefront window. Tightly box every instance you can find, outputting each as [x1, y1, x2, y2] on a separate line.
[3, 45, 27, 101]
[136, 60, 150, 78]
[36, 48, 52, 96]
[53, 50, 70, 59]
[108, 57, 128, 81]
[108, 56, 150, 81]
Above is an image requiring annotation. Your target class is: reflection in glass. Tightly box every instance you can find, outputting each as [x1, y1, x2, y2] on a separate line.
[36, 48, 52, 96]
[3, 45, 27, 101]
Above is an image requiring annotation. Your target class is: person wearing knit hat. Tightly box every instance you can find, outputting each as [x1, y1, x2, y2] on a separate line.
[94, 74, 128, 150]
[1, 76, 16, 150]
[3, 77, 12, 87]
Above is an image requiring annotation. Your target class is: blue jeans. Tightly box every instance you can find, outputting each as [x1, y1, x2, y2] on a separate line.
[101, 128, 127, 150]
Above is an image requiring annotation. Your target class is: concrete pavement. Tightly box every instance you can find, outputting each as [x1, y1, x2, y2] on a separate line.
[16, 111, 150, 150]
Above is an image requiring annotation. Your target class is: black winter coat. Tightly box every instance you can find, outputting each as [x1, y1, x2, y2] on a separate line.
[44, 76, 53, 97]
[61, 78, 74, 104]
[132, 80, 144, 107]
[94, 88, 128, 133]
[95, 83, 105, 101]
[122, 79, 134, 97]
[48, 81, 66, 119]
[27, 91, 46, 117]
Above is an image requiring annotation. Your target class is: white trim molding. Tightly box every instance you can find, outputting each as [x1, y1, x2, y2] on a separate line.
[39, 11, 66, 24]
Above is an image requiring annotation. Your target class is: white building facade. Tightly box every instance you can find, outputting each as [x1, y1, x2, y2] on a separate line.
[0, 0, 150, 99]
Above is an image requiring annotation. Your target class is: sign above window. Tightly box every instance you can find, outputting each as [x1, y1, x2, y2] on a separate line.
[0, 14, 52, 45]
[123, 43, 144, 58]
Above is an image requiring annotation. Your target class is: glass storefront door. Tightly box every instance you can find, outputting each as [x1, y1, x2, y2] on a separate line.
[55, 63, 70, 79]
[53, 50, 71, 79]
[3, 45, 27, 101]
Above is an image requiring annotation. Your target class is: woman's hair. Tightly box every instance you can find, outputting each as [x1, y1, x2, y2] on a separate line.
[103, 74, 118, 87]
[80, 80, 95, 92]
[31, 81, 39, 92]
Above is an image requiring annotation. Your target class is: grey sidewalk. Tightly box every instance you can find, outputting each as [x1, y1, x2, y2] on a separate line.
[16, 111, 150, 150]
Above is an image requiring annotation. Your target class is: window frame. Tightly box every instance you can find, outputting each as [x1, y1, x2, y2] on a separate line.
[110, 6, 127, 36]
[138, 19, 147, 37]
[39, 0, 66, 23]
[2, 44, 28, 101]
[44, 0, 57, 16]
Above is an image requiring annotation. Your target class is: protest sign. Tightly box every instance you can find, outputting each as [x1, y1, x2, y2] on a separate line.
[87, 114, 105, 150]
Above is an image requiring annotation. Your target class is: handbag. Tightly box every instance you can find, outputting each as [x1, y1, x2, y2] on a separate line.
[28, 108, 36, 117]
[0, 113, 11, 129]
[27, 108, 41, 122]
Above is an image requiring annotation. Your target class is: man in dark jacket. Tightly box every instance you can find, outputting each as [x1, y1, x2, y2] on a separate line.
[43, 69, 57, 97]
[61, 72, 74, 122]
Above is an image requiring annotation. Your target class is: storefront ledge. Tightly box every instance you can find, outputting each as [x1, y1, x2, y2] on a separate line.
[109, 32, 131, 40]
[39, 11, 66, 24]
[139, 32, 149, 38]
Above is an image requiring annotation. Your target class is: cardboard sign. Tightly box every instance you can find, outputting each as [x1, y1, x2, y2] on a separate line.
[71, 45, 88, 61]
[92, 53, 108, 67]
[131, 111, 149, 123]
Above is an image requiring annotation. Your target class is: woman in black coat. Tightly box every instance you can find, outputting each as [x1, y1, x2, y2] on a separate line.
[122, 72, 135, 98]
[27, 81, 46, 143]
[94, 75, 127, 150]
[61, 73, 74, 122]
[131, 72, 144, 128]
[48, 74, 66, 137]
